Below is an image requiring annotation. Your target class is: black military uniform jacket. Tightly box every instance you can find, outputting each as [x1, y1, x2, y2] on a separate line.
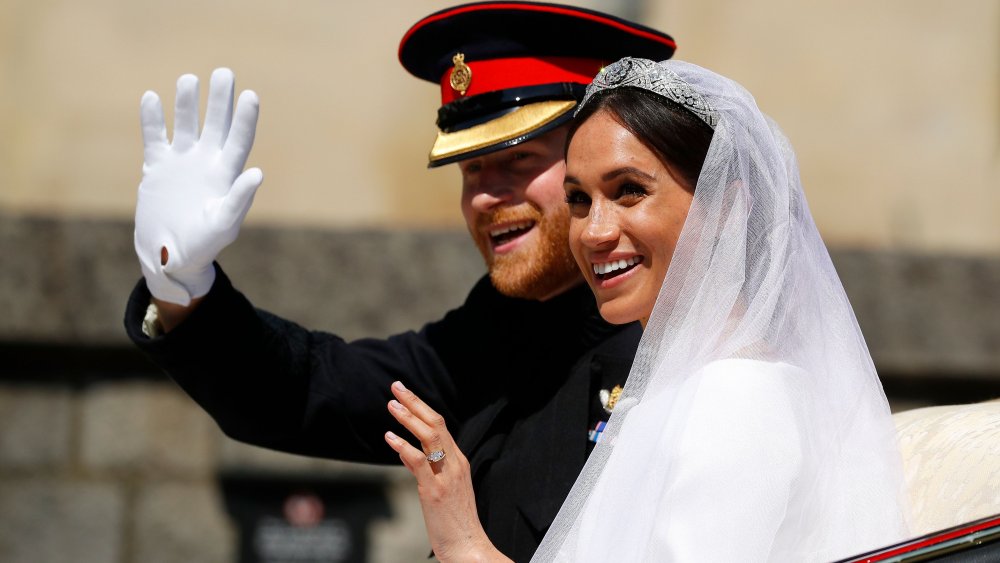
[125, 266, 640, 562]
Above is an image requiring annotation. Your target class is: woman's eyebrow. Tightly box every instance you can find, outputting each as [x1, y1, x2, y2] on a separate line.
[564, 174, 581, 185]
[603, 167, 656, 182]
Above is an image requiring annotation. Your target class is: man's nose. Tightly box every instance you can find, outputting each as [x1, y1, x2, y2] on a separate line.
[469, 175, 515, 212]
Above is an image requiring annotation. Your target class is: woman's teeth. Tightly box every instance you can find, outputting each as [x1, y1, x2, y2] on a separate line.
[593, 256, 643, 277]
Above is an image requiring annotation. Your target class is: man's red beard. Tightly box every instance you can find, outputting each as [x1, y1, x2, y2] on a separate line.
[471, 203, 581, 300]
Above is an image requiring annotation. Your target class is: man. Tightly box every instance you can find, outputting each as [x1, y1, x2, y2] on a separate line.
[125, 3, 675, 560]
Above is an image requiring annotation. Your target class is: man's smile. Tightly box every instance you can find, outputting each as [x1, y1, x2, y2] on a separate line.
[488, 220, 536, 253]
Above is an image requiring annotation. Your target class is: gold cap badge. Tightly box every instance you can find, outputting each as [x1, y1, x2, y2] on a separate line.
[449, 53, 472, 96]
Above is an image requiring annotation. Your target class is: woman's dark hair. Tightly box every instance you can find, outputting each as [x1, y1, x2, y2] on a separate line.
[567, 87, 714, 190]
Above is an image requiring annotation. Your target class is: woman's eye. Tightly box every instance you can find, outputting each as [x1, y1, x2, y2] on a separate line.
[564, 189, 590, 206]
[618, 182, 648, 199]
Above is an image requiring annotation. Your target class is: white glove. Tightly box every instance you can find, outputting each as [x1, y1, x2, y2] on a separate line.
[134, 67, 263, 305]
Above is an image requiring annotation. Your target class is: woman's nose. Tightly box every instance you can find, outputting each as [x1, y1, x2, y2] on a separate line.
[581, 203, 619, 247]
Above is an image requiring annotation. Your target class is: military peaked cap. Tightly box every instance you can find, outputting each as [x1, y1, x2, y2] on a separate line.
[399, 1, 677, 167]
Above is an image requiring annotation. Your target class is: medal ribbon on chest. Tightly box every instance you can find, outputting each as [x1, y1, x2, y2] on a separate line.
[589, 385, 624, 443]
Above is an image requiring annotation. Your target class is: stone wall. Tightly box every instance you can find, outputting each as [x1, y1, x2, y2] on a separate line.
[0, 380, 430, 563]
[0, 213, 486, 563]
[4, 212, 1000, 377]
[1, 213, 999, 562]
[0, 382, 226, 563]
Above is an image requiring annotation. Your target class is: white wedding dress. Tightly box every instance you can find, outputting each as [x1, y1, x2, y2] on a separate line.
[533, 59, 911, 562]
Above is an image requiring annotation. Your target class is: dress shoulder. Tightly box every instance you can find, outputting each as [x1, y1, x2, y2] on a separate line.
[685, 358, 810, 418]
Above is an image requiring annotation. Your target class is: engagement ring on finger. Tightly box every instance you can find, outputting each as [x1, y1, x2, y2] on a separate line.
[426, 450, 446, 463]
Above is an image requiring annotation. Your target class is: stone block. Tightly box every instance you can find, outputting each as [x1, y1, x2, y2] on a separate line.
[832, 250, 1000, 377]
[80, 382, 216, 475]
[0, 386, 72, 469]
[0, 214, 483, 345]
[368, 475, 430, 563]
[0, 479, 123, 563]
[134, 481, 235, 563]
[0, 214, 139, 343]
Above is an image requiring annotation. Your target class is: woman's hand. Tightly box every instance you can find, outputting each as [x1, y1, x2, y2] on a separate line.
[384, 381, 512, 563]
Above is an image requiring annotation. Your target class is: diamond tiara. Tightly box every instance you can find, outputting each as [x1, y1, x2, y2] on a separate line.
[578, 57, 717, 129]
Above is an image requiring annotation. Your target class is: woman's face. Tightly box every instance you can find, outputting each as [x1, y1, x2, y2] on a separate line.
[565, 109, 694, 327]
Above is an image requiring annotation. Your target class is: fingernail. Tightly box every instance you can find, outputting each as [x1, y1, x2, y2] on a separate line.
[389, 400, 404, 411]
[386, 431, 398, 441]
[392, 381, 407, 392]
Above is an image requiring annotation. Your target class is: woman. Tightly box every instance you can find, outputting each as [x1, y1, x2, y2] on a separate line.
[384, 58, 911, 562]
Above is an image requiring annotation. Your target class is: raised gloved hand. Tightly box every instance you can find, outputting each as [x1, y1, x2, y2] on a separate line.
[134, 68, 262, 305]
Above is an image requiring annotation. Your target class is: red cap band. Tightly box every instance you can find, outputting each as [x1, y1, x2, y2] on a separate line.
[440, 56, 604, 104]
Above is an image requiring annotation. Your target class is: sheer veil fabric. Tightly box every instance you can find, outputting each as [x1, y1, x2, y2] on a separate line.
[532, 60, 910, 562]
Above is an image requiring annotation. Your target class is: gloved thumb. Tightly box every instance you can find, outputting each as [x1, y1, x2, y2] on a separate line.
[219, 167, 263, 229]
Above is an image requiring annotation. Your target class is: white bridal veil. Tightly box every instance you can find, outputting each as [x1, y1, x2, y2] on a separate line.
[532, 59, 910, 562]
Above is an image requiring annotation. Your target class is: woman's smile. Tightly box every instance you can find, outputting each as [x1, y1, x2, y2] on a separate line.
[592, 255, 644, 278]
[589, 254, 646, 293]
